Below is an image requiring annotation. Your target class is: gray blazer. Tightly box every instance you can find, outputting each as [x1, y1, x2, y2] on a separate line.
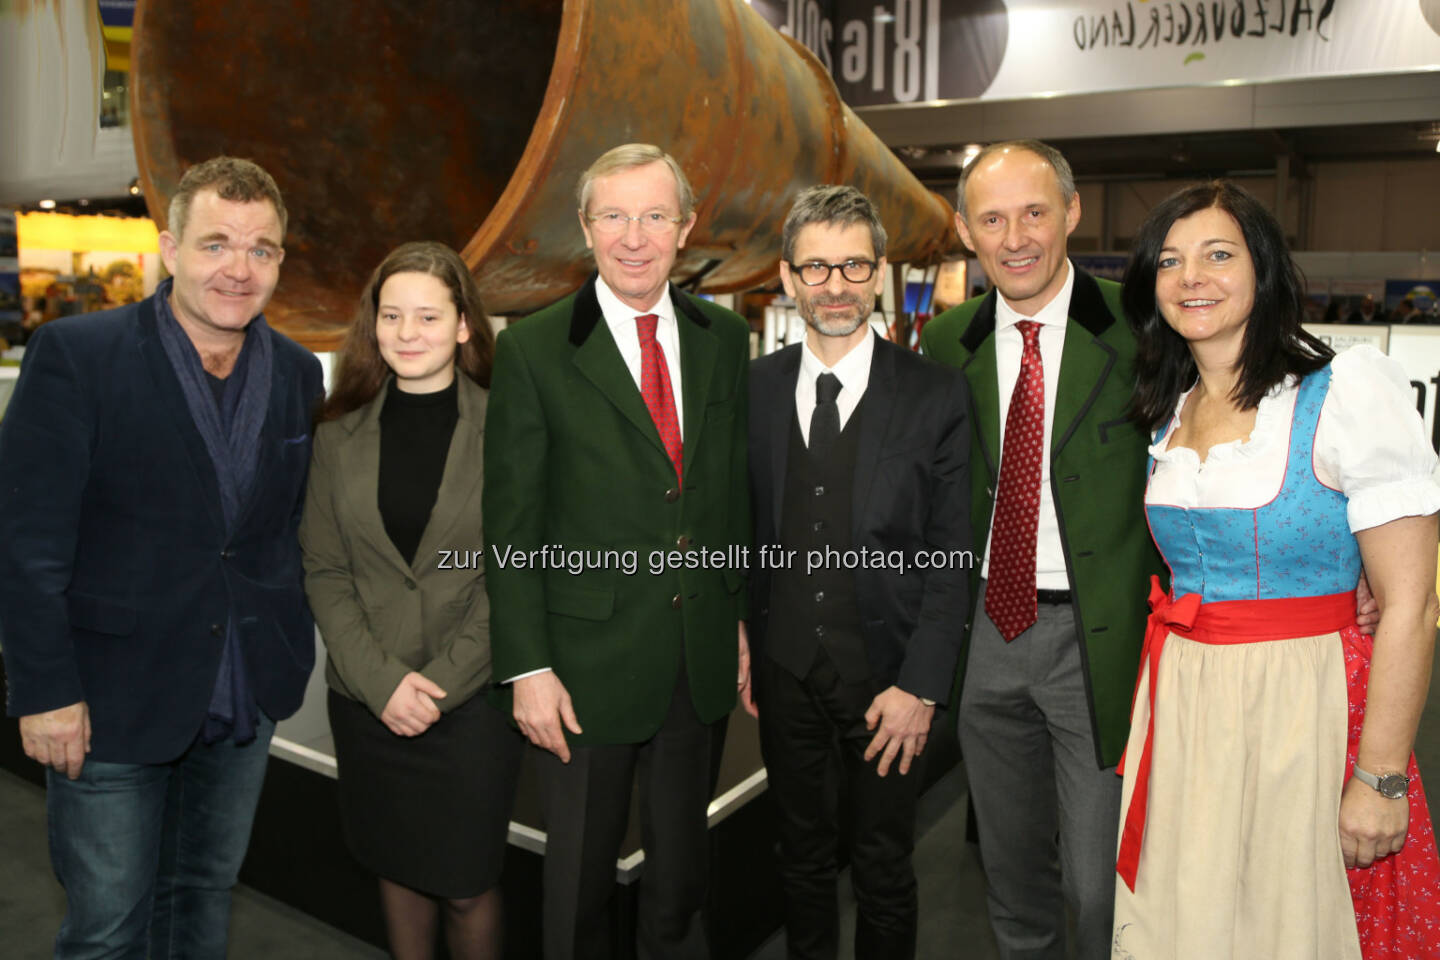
[300, 375, 490, 717]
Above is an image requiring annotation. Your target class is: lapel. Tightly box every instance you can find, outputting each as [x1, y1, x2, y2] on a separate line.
[569, 275, 671, 463]
[412, 376, 484, 568]
[851, 336, 896, 539]
[767, 345, 803, 535]
[674, 289, 718, 478]
[1051, 269, 1120, 456]
[134, 297, 226, 535]
[957, 292, 1001, 478]
[338, 381, 413, 576]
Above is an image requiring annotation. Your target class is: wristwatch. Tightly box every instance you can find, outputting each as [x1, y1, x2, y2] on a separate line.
[1353, 765, 1410, 799]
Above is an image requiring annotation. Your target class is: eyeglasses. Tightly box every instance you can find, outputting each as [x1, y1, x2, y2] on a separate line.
[586, 211, 685, 235]
[788, 259, 878, 286]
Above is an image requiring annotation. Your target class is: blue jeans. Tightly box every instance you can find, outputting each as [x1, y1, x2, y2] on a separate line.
[45, 714, 275, 960]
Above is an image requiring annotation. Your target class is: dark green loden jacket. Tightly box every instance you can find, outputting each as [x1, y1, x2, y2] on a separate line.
[920, 269, 1161, 767]
[483, 275, 750, 746]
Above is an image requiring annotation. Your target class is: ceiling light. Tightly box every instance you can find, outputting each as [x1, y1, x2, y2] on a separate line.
[38, 199, 56, 210]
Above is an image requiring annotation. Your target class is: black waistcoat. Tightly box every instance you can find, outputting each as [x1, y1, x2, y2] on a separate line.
[766, 395, 870, 682]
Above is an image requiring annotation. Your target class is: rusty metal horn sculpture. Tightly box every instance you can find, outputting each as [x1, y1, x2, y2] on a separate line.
[131, 0, 960, 350]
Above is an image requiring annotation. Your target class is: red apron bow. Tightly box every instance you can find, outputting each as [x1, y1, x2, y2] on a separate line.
[1115, 576, 1201, 891]
[1113, 578, 1355, 891]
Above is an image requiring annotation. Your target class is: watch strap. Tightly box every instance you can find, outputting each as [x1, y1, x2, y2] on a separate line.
[1354, 764, 1410, 798]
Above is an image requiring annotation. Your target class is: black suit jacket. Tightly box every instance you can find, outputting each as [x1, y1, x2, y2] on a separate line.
[0, 296, 324, 763]
[746, 337, 973, 703]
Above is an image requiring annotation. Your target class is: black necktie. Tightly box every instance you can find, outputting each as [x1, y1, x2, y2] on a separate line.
[810, 372, 842, 450]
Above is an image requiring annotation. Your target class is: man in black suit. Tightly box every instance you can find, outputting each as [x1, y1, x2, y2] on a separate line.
[0, 156, 323, 958]
[744, 185, 972, 959]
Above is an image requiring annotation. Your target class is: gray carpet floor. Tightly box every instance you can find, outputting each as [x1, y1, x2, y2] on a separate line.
[3, 664, 1436, 960]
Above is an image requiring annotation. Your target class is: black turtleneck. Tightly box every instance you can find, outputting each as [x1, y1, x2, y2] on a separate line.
[378, 378, 459, 566]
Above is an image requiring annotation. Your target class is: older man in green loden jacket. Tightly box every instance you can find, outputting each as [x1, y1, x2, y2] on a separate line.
[482, 143, 750, 960]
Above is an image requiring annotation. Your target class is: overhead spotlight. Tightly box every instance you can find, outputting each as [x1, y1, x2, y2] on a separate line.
[38, 199, 56, 210]
[129, 177, 141, 196]
[78, 198, 90, 207]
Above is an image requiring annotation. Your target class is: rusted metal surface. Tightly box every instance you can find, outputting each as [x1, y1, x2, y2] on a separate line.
[132, 0, 960, 350]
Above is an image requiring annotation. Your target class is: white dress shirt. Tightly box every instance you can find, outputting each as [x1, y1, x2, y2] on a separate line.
[982, 259, 1075, 590]
[1147, 345, 1440, 530]
[795, 329, 876, 445]
[595, 274, 684, 439]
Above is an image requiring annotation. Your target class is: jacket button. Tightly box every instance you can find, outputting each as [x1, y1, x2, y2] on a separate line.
[676, 535, 692, 550]
[814, 591, 825, 603]
[665, 487, 681, 503]
[671, 594, 682, 610]
[814, 485, 825, 496]
[210, 623, 223, 637]
[404, 577, 417, 590]
[220, 549, 235, 560]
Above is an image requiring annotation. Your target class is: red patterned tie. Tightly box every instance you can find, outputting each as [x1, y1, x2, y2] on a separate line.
[986, 319, 1044, 642]
[636, 314, 682, 484]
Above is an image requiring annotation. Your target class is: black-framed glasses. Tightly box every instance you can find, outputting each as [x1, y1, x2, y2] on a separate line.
[788, 259, 878, 286]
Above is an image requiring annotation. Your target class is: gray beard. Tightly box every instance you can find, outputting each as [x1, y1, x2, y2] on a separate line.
[799, 298, 871, 338]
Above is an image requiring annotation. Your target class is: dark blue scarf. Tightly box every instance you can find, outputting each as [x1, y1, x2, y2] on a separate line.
[154, 277, 273, 744]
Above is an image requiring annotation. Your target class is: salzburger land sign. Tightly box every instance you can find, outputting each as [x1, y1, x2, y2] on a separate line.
[751, 0, 1440, 105]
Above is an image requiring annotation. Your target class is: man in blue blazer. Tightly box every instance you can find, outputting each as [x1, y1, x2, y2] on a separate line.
[0, 157, 323, 958]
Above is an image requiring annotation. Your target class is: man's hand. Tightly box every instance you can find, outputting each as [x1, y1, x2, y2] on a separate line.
[738, 621, 758, 718]
[1339, 775, 1408, 868]
[20, 701, 91, 780]
[381, 672, 446, 737]
[862, 686, 935, 777]
[1354, 569, 1379, 636]
[513, 671, 582, 763]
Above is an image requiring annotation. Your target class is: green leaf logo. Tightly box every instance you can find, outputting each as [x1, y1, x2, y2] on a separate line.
[1184, 52, 1205, 66]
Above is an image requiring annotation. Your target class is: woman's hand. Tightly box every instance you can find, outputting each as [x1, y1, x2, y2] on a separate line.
[381, 672, 447, 737]
[1339, 775, 1409, 868]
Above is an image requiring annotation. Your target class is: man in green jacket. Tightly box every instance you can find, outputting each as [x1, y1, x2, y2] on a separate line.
[919, 140, 1158, 960]
[483, 144, 750, 960]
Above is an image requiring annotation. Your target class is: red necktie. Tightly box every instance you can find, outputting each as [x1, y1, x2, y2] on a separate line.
[636, 314, 682, 484]
[986, 319, 1044, 642]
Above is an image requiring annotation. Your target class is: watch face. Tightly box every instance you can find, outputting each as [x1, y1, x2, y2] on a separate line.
[1379, 774, 1410, 800]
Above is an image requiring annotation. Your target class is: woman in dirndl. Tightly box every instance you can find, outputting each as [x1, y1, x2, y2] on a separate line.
[1110, 179, 1440, 960]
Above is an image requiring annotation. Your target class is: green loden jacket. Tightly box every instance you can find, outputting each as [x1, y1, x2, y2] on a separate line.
[482, 274, 750, 746]
[920, 268, 1162, 767]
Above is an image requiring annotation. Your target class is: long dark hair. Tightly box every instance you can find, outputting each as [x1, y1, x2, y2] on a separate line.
[1124, 180, 1331, 432]
[321, 241, 495, 421]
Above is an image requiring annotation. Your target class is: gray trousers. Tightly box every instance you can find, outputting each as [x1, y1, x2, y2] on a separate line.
[957, 581, 1123, 960]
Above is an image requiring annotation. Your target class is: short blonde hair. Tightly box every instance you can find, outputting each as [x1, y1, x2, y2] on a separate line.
[576, 144, 695, 218]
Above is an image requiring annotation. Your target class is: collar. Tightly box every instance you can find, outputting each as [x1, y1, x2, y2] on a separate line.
[595, 274, 676, 327]
[995, 258, 1075, 331]
[800, 326, 876, 395]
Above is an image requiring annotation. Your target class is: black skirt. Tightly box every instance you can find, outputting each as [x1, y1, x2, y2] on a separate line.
[327, 686, 523, 898]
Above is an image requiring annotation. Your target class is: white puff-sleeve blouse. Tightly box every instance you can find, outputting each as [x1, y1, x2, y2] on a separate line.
[1145, 345, 1440, 533]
